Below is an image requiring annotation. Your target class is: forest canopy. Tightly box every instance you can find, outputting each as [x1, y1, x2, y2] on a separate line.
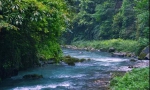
[63, 0, 149, 43]
[0, 0, 73, 79]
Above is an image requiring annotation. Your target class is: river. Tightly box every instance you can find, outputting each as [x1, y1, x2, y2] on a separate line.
[0, 48, 134, 90]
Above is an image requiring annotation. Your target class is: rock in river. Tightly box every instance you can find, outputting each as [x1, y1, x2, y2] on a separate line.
[138, 46, 149, 60]
[61, 55, 86, 66]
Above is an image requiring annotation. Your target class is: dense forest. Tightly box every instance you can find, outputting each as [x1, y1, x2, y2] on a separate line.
[0, 0, 149, 82]
[63, 0, 149, 42]
[0, 0, 73, 79]
[62, 0, 149, 58]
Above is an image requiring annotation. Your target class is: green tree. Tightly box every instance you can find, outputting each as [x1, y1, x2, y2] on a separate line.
[63, 0, 149, 43]
[134, 0, 149, 39]
[112, 0, 136, 39]
[0, 0, 72, 79]
[134, 0, 149, 55]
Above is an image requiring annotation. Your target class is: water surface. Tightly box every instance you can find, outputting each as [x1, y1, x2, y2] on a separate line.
[0, 48, 133, 90]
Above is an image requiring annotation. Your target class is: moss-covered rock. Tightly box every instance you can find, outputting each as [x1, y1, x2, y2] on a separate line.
[100, 48, 108, 52]
[138, 46, 149, 60]
[111, 52, 126, 57]
[108, 47, 115, 53]
[145, 53, 150, 60]
[61, 55, 86, 66]
[130, 58, 137, 62]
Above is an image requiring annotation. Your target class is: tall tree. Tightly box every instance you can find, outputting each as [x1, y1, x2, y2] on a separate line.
[0, 0, 72, 79]
[134, 0, 149, 39]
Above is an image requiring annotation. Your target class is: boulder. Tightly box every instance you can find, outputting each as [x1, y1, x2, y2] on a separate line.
[108, 47, 115, 53]
[128, 65, 134, 68]
[100, 48, 107, 52]
[111, 52, 126, 57]
[138, 46, 149, 60]
[145, 53, 150, 60]
[126, 52, 136, 57]
[62, 55, 86, 66]
[129, 58, 137, 62]
[44, 59, 55, 64]
[67, 62, 75, 66]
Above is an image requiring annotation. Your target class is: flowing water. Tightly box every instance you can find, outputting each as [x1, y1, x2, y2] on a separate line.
[0, 48, 134, 90]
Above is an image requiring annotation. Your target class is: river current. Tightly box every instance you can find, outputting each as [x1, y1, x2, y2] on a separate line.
[0, 48, 133, 90]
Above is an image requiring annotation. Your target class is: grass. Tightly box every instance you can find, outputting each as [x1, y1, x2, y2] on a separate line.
[110, 67, 149, 90]
[72, 39, 139, 54]
[71, 39, 149, 90]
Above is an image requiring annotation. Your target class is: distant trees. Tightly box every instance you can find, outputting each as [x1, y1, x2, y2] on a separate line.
[134, 0, 149, 39]
[134, 0, 149, 54]
[0, 0, 72, 79]
[112, 0, 136, 39]
[63, 0, 149, 44]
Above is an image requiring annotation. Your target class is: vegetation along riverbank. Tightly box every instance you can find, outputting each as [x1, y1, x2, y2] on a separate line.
[0, 0, 149, 89]
[110, 67, 149, 90]
[63, 39, 149, 59]
[0, 0, 73, 80]
[62, 39, 150, 89]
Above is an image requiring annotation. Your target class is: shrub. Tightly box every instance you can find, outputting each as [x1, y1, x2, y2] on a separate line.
[72, 39, 138, 53]
[110, 67, 149, 90]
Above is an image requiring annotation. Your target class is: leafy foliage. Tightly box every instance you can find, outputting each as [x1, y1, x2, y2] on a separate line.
[134, 0, 149, 39]
[112, 0, 136, 39]
[72, 39, 138, 53]
[62, 0, 149, 57]
[0, 0, 72, 79]
[110, 67, 149, 90]
[63, 0, 149, 44]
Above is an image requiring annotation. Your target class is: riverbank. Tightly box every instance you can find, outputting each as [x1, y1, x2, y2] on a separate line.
[70, 39, 149, 58]
[62, 39, 150, 60]
[110, 66, 149, 89]
[61, 45, 149, 69]
[62, 44, 137, 58]
[71, 39, 139, 53]
[61, 46, 149, 89]
[0, 48, 149, 90]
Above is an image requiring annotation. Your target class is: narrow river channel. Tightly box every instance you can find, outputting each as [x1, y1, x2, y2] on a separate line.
[0, 48, 134, 90]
